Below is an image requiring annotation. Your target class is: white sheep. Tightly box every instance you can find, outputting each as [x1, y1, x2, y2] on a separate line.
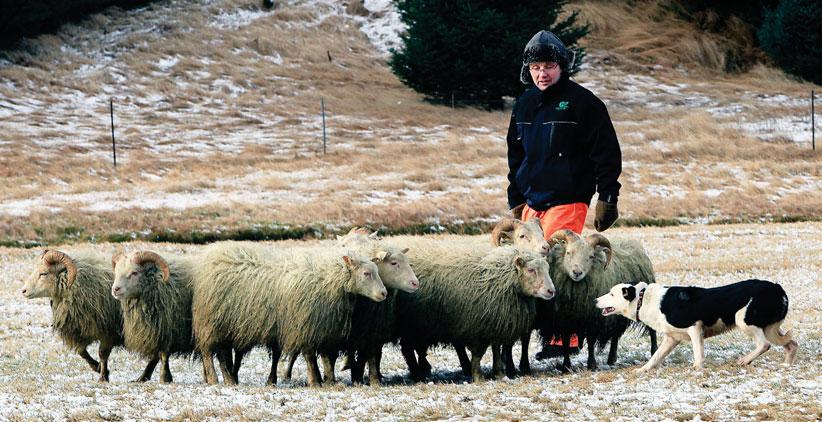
[21, 249, 140, 381]
[390, 237, 555, 382]
[191, 242, 387, 386]
[111, 250, 196, 383]
[547, 229, 658, 370]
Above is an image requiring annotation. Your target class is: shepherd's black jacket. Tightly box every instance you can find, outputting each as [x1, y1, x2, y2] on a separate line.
[506, 76, 621, 211]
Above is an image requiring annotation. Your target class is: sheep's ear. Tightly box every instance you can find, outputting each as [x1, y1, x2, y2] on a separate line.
[375, 250, 390, 262]
[342, 255, 355, 269]
[514, 256, 525, 271]
[621, 285, 636, 301]
[401, 247, 409, 254]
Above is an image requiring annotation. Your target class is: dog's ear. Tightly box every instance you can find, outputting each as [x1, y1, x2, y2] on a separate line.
[622, 285, 636, 302]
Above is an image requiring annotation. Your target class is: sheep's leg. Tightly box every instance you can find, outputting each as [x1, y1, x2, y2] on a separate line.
[201, 348, 219, 384]
[649, 328, 658, 355]
[304, 352, 322, 387]
[321, 353, 337, 383]
[341, 349, 354, 371]
[367, 353, 381, 386]
[266, 347, 281, 386]
[559, 332, 573, 372]
[78, 348, 101, 373]
[98, 342, 113, 382]
[350, 352, 366, 385]
[491, 343, 504, 379]
[134, 356, 159, 382]
[232, 347, 249, 382]
[375, 348, 384, 379]
[586, 336, 598, 370]
[454, 343, 471, 377]
[400, 341, 422, 381]
[417, 345, 432, 377]
[502, 342, 517, 378]
[217, 348, 237, 385]
[468, 344, 488, 383]
[519, 332, 531, 375]
[283, 351, 298, 382]
[159, 351, 173, 383]
[607, 335, 619, 365]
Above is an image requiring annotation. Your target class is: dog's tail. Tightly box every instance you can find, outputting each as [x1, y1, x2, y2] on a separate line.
[764, 323, 793, 346]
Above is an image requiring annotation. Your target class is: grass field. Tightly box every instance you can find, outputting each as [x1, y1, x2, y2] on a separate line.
[0, 223, 819, 420]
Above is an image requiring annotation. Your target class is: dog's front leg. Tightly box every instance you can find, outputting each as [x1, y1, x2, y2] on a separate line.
[687, 323, 705, 369]
[635, 335, 679, 373]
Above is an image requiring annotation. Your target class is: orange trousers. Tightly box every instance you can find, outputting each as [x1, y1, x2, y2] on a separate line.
[520, 202, 588, 239]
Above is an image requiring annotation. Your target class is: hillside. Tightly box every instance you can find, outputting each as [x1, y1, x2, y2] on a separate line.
[0, 0, 819, 244]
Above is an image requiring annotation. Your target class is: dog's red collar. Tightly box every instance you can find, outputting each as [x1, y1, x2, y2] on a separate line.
[636, 288, 646, 323]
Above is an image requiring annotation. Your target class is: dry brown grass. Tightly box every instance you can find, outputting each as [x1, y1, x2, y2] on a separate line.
[0, 0, 819, 244]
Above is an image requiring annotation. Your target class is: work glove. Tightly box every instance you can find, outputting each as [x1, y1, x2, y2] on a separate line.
[594, 200, 618, 232]
[510, 203, 526, 220]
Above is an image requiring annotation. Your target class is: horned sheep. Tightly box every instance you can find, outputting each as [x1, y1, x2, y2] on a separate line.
[111, 250, 197, 383]
[546, 229, 658, 370]
[21, 250, 129, 381]
[391, 237, 555, 382]
[191, 242, 387, 386]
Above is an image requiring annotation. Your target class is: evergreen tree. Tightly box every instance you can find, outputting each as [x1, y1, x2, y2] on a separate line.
[758, 0, 821, 84]
[389, 0, 588, 109]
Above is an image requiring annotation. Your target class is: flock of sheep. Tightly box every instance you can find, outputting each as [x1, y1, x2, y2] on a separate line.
[20, 218, 657, 386]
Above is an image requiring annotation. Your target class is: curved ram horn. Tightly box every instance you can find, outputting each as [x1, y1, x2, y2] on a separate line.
[42, 250, 78, 288]
[132, 251, 170, 282]
[548, 229, 580, 247]
[490, 217, 521, 246]
[585, 233, 613, 269]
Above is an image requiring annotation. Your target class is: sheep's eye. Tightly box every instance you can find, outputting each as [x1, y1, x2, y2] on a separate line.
[39, 272, 48, 277]
[363, 271, 371, 277]
[519, 234, 526, 239]
[130, 271, 138, 277]
[527, 268, 536, 274]
[590, 255, 595, 259]
[391, 261, 398, 267]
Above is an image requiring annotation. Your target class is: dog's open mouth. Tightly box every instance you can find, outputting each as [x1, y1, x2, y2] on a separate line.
[601, 307, 615, 316]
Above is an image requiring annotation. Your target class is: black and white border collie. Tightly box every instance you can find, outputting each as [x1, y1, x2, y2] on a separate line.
[595, 279, 798, 371]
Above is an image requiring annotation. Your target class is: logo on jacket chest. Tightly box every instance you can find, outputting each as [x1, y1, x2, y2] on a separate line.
[555, 101, 570, 111]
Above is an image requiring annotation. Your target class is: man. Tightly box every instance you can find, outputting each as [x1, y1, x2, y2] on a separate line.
[506, 30, 622, 359]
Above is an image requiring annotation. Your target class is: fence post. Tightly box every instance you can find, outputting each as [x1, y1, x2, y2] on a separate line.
[110, 98, 117, 168]
[321, 97, 327, 154]
[812, 90, 815, 151]
[451, 91, 455, 109]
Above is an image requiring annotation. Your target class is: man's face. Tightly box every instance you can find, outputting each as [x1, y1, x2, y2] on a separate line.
[529, 62, 561, 91]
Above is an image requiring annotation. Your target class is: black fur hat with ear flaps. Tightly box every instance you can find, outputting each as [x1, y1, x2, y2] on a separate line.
[520, 30, 573, 84]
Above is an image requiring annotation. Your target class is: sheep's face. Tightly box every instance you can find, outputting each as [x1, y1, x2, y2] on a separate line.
[21, 259, 63, 299]
[515, 253, 555, 300]
[595, 282, 647, 319]
[343, 253, 388, 302]
[513, 218, 551, 256]
[111, 252, 168, 300]
[111, 254, 144, 300]
[553, 238, 610, 282]
[371, 248, 419, 293]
